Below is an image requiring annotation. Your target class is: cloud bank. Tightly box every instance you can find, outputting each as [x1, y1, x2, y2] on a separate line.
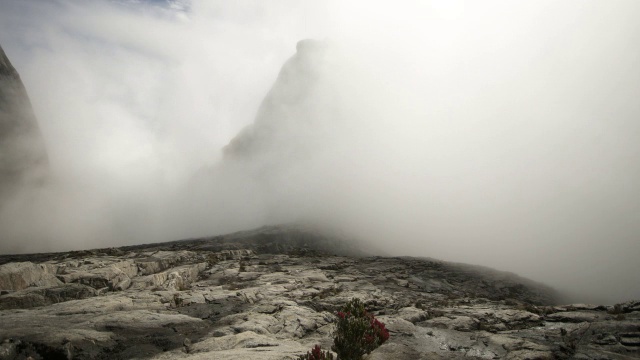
[1, 0, 639, 304]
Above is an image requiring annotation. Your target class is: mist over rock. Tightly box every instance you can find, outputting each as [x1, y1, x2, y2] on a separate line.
[0, 44, 48, 200]
[173, 39, 355, 238]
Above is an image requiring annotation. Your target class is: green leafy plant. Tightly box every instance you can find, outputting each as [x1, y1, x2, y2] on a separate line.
[331, 298, 389, 360]
[297, 345, 335, 360]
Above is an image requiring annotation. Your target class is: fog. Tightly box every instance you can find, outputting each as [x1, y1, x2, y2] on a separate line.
[1, 0, 639, 304]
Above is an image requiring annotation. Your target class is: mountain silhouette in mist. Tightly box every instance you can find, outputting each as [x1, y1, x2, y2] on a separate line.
[224, 39, 335, 161]
[0, 44, 49, 200]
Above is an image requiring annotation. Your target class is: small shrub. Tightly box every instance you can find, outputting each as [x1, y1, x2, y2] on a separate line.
[608, 303, 623, 315]
[206, 253, 219, 267]
[606, 304, 626, 320]
[173, 294, 183, 307]
[332, 298, 389, 360]
[297, 345, 335, 360]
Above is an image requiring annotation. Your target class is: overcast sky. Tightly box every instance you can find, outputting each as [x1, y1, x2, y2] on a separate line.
[0, 0, 639, 304]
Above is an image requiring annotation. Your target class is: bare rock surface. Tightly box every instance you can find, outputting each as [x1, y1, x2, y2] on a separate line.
[0, 225, 638, 359]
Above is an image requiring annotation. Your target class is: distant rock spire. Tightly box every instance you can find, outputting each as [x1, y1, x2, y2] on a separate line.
[0, 44, 49, 199]
[223, 39, 333, 160]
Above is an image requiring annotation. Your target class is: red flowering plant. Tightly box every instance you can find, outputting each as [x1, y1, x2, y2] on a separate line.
[297, 298, 389, 360]
[331, 298, 390, 360]
[297, 345, 335, 360]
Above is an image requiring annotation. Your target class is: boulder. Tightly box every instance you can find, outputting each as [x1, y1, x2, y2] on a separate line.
[0, 262, 61, 291]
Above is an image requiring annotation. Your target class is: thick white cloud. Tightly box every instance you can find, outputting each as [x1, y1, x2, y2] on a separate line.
[0, 0, 639, 304]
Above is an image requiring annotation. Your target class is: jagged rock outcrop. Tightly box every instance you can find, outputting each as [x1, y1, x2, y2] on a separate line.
[0, 225, 637, 359]
[0, 44, 48, 200]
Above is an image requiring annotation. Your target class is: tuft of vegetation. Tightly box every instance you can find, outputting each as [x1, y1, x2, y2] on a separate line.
[299, 298, 389, 360]
[297, 345, 335, 360]
[206, 253, 219, 267]
[608, 303, 623, 315]
[332, 298, 389, 360]
[607, 303, 626, 320]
